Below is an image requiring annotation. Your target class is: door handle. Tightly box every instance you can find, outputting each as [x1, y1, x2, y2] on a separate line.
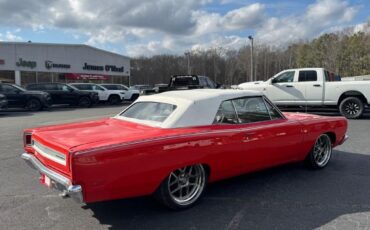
[244, 132, 256, 136]
[285, 85, 293, 88]
[313, 84, 321, 87]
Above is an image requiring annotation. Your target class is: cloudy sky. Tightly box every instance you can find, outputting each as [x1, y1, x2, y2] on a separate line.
[0, 0, 368, 56]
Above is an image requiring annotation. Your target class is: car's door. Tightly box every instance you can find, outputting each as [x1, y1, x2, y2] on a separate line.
[294, 70, 323, 105]
[230, 96, 303, 172]
[42, 84, 61, 104]
[57, 84, 77, 104]
[266, 71, 303, 105]
[0, 84, 25, 107]
[92, 84, 108, 101]
[210, 100, 247, 178]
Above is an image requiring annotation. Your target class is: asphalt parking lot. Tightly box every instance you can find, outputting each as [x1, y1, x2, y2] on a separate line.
[0, 106, 369, 230]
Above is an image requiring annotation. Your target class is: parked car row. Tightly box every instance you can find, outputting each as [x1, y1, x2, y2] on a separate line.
[0, 83, 140, 111]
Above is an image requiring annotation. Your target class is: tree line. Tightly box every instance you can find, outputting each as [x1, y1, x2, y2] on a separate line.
[130, 31, 370, 86]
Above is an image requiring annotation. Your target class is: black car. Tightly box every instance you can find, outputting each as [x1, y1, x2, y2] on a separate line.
[142, 75, 221, 95]
[0, 93, 8, 111]
[0, 83, 51, 111]
[26, 83, 99, 108]
[169, 75, 220, 89]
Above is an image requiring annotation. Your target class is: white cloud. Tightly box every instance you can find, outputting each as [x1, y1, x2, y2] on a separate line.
[0, 30, 23, 41]
[256, 0, 359, 46]
[0, 0, 363, 56]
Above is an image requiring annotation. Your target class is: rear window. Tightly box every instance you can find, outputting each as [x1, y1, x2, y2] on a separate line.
[298, 71, 317, 82]
[171, 76, 199, 87]
[102, 85, 118, 90]
[120, 102, 177, 123]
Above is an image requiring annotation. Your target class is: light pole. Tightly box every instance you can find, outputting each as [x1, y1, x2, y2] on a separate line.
[248, 35, 254, 82]
[185, 52, 191, 75]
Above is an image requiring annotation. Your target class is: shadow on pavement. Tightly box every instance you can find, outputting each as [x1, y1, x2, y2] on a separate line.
[86, 150, 370, 230]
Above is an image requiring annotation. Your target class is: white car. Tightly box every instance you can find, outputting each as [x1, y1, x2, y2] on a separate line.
[238, 68, 370, 119]
[100, 84, 140, 101]
[70, 83, 124, 105]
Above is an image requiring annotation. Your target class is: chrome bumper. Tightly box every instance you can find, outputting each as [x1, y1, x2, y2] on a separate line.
[339, 134, 349, 145]
[21, 153, 83, 203]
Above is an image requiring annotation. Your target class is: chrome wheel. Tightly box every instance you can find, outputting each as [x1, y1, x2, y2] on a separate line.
[313, 134, 332, 167]
[167, 165, 206, 206]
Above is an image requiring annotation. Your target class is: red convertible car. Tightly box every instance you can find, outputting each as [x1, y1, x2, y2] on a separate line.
[22, 89, 348, 210]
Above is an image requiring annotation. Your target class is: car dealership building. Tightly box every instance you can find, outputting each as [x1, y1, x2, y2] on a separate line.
[0, 42, 130, 86]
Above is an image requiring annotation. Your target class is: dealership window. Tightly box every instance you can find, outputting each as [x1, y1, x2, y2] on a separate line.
[0, 70, 15, 83]
[37, 72, 52, 83]
[21, 71, 37, 86]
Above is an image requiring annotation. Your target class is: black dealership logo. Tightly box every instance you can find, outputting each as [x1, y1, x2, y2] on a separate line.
[16, 58, 37, 69]
[83, 63, 124, 72]
[45, 60, 71, 69]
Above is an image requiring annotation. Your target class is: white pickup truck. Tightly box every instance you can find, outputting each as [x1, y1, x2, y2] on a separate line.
[238, 68, 370, 119]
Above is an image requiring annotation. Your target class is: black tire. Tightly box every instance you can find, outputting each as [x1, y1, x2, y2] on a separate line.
[154, 164, 207, 210]
[26, 98, 42, 111]
[78, 97, 92, 108]
[108, 95, 121, 105]
[339, 97, 364, 119]
[305, 134, 332, 169]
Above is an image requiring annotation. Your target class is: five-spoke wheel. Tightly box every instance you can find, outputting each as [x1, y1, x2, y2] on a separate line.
[155, 164, 207, 210]
[305, 134, 333, 169]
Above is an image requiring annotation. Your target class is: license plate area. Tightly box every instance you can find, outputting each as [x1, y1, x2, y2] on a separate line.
[40, 174, 52, 188]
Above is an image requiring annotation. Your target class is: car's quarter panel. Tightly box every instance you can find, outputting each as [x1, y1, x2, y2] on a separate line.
[283, 112, 348, 159]
[71, 125, 247, 203]
[324, 81, 370, 106]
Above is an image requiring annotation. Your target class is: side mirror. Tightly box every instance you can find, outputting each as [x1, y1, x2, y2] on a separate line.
[270, 79, 276, 84]
[216, 83, 222, 88]
[69, 88, 75, 92]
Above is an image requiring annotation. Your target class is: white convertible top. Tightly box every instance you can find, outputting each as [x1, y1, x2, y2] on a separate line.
[116, 89, 263, 128]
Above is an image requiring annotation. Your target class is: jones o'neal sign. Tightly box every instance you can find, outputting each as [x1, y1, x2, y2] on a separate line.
[82, 63, 124, 73]
[16, 58, 37, 69]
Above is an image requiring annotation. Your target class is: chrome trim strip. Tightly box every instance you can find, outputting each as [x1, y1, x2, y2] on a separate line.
[75, 120, 296, 156]
[21, 153, 83, 203]
[32, 140, 66, 166]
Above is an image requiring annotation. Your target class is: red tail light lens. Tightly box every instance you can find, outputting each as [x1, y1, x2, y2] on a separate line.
[24, 132, 32, 146]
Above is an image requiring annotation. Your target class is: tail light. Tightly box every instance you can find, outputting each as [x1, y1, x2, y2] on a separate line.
[24, 132, 33, 147]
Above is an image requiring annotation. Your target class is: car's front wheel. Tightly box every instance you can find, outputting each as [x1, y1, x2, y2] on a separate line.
[108, 95, 121, 105]
[78, 97, 92, 108]
[305, 134, 332, 169]
[155, 164, 207, 210]
[26, 98, 42, 111]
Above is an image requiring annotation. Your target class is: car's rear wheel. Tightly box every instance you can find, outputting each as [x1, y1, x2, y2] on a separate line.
[78, 97, 92, 108]
[108, 95, 121, 105]
[155, 164, 207, 210]
[339, 97, 364, 119]
[26, 98, 42, 111]
[305, 134, 332, 169]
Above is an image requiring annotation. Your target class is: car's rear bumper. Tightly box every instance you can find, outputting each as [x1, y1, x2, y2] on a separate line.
[0, 100, 7, 110]
[129, 93, 140, 101]
[338, 134, 349, 145]
[21, 153, 83, 203]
